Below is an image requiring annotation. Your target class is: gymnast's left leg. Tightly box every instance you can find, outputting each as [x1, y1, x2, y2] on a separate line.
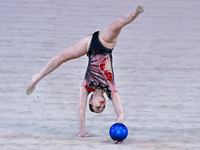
[99, 5, 144, 48]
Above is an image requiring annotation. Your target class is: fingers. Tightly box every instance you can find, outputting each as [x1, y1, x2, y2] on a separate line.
[114, 140, 124, 144]
[74, 133, 81, 137]
[74, 133, 94, 137]
[85, 134, 94, 137]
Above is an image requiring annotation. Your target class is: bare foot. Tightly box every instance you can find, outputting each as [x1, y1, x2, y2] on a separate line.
[26, 74, 38, 95]
[135, 5, 144, 14]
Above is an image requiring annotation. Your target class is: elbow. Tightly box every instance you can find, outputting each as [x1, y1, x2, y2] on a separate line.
[78, 109, 85, 116]
[115, 18, 126, 29]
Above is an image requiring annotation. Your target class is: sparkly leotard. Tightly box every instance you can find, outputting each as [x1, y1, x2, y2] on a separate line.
[82, 31, 117, 100]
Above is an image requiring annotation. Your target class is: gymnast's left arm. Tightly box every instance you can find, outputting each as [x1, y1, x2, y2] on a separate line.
[112, 92, 125, 123]
[111, 92, 125, 144]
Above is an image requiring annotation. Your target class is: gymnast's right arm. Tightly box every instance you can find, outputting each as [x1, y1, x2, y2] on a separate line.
[74, 86, 94, 137]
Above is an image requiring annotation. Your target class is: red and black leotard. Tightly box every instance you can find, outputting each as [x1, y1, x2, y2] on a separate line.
[82, 31, 117, 100]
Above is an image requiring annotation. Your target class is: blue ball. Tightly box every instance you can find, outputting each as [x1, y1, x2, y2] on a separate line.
[109, 123, 128, 142]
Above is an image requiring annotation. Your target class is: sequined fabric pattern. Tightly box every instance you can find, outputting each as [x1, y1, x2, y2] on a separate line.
[82, 31, 117, 100]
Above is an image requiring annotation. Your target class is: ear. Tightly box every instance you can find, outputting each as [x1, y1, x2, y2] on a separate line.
[89, 93, 94, 104]
[89, 99, 92, 104]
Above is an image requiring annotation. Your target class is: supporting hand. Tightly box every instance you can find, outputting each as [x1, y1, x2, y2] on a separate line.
[74, 133, 94, 137]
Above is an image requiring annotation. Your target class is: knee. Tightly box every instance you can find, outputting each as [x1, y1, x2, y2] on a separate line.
[58, 53, 69, 63]
[115, 18, 125, 29]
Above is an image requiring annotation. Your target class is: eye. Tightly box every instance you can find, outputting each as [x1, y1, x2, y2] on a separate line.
[96, 107, 101, 109]
[103, 105, 105, 108]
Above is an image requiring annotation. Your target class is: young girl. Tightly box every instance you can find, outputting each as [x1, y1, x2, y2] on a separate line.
[27, 5, 144, 143]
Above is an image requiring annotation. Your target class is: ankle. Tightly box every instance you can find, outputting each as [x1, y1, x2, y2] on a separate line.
[31, 74, 39, 87]
[131, 12, 139, 17]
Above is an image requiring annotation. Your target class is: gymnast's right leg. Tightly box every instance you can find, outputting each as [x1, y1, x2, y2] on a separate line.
[26, 35, 92, 95]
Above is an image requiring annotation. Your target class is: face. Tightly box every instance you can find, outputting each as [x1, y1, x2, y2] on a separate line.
[89, 95, 106, 113]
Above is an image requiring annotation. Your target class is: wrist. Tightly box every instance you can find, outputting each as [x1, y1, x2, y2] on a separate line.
[117, 113, 125, 123]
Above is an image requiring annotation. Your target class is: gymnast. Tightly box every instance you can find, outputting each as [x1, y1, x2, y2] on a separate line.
[27, 5, 144, 143]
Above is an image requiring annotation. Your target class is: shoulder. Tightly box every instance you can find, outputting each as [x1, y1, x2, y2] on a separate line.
[85, 34, 92, 51]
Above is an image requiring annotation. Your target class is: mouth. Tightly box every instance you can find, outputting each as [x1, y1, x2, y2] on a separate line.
[100, 101, 104, 104]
